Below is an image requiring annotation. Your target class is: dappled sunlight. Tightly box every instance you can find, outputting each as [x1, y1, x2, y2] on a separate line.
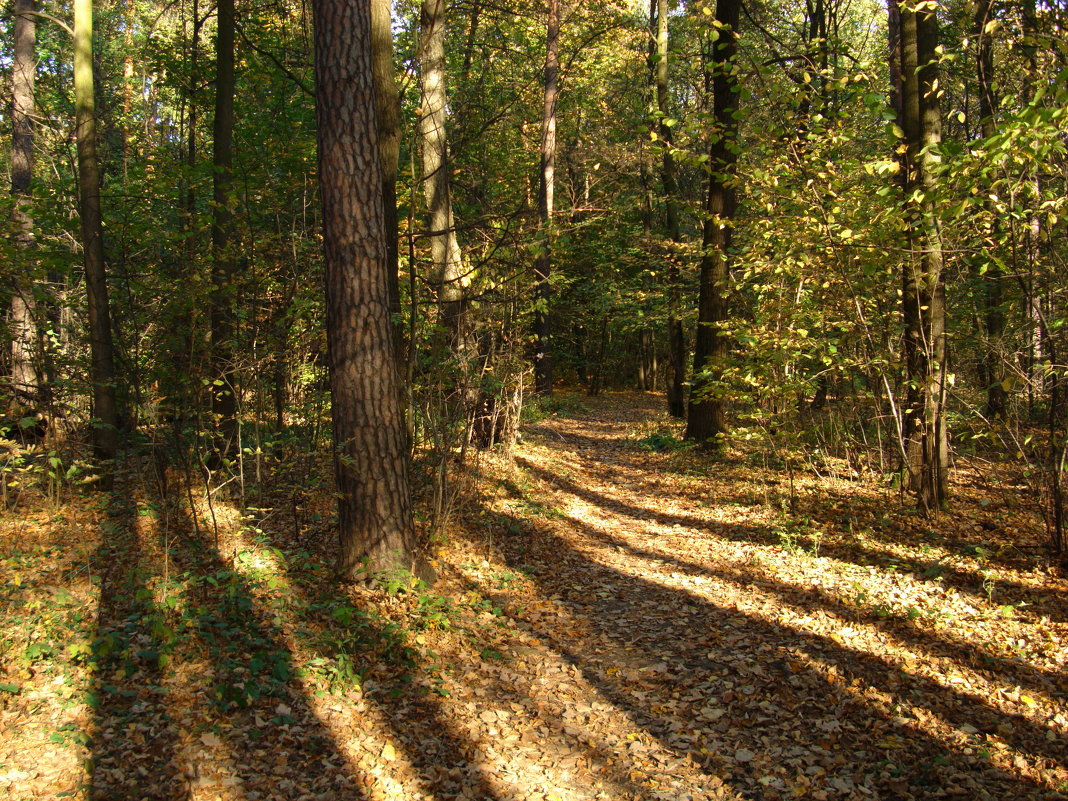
[479, 393, 1067, 798]
[0, 495, 103, 797]
[3, 393, 1066, 799]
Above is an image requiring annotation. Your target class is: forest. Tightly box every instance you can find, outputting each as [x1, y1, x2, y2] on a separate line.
[1, 0, 1067, 798]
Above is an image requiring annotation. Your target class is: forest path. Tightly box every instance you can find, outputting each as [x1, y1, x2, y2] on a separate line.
[443, 391, 1068, 800]
[2, 392, 1066, 801]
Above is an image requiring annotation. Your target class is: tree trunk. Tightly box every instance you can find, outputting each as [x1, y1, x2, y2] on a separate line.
[973, 0, 1006, 421]
[637, 329, 649, 391]
[890, 0, 949, 514]
[311, 0, 426, 581]
[164, 0, 201, 421]
[210, 0, 237, 455]
[75, 0, 119, 462]
[686, 0, 741, 447]
[372, 0, 402, 353]
[654, 0, 687, 418]
[418, 0, 468, 342]
[9, 0, 39, 413]
[533, 0, 560, 398]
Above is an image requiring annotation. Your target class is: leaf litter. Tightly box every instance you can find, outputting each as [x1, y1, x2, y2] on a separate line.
[0, 391, 1065, 800]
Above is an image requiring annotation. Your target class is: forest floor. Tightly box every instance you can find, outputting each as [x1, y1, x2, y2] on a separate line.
[1, 391, 1066, 801]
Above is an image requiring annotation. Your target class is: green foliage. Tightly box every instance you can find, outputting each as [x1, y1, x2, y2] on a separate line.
[637, 432, 691, 453]
[521, 393, 588, 424]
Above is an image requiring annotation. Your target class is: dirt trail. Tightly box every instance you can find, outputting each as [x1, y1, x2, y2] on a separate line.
[2, 392, 1065, 801]
[450, 392, 1067, 800]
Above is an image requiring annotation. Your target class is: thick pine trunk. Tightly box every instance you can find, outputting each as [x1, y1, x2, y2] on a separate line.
[210, 0, 237, 455]
[533, 0, 559, 398]
[75, 0, 119, 463]
[311, 0, 426, 581]
[686, 0, 741, 447]
[890, 0, 949, 514]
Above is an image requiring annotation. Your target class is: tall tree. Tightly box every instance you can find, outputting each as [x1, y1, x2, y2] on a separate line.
[9, 0, 40, 413]
[168, 0, 203, 412]
[533, 0, 561, 397]
[372, 0, 402, 349]
[418, 0, 468, 339]
[654, 0, 687, 419]
[75, 0, 119, 462]
[972, 0, 1006, 420]
[311, 0, 426, 580]
[889, 0, 949, 513]
[209, 0, 238, 454]
[686, 0, 742, 446]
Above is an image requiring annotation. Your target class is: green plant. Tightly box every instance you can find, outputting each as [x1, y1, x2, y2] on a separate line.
[413, 593, 454, 631]
[774, 516, 822, 556]
[373, 566, 426, 597]
[980, 569, 997, 603]
[520, 393, 587, 424]
[636, 432, 691, 453]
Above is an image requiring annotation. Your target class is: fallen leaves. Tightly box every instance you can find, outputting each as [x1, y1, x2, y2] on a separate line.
[1, 392, 1067, 800]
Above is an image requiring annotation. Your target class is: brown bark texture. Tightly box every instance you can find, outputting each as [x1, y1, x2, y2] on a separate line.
[210, 0, 238, 454]
[685, 0, 742, 447]
[654, 0, 687, 418]
[10, 0, 39, 411]
[533, 0, 560, 398]
[372, 0, 402, 349]
[890, 0, 949, 514]
[311, 0, 424, 580]
[75, 0, 119, 462]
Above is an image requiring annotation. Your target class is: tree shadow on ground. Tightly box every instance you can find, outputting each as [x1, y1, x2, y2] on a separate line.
[88, 469, 371, 800]
[88, 490, 188, 800]
[514, 456, 1068, 625]
[554, 504, 1067, 718]
[251, 510, 510, 799]
[479, 502, 1064, 799]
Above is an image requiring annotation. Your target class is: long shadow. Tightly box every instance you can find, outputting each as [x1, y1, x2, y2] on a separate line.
[88, 492, 188, 800]
[441, 567, 734, 799]
[516, 457, 1068, 625]
[516, 457, 728, 533]
[485, 510, 1063, 799]
[252, 515, 509, 799]
[87, 470, 371, 800]
[169, 506, 372, 799]
[557, 507, 1067, 714]
[523, 425, 651, 457]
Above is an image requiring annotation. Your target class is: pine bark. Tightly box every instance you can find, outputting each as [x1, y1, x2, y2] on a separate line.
[533, 0, 560, 398]
[311, 0, 425, 580]
[890, 0, 949, 514]
[75, 0, 119, 462]
[9, 0, 39, 412]
[686, 0, 741, 447]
